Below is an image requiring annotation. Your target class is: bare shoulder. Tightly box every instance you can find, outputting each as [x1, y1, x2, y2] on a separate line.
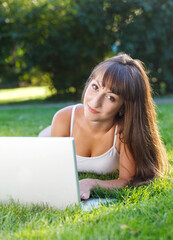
[51, 105, 74, 137]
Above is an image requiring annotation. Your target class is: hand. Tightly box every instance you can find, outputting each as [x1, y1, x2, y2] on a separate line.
[79, 178, 96, 200]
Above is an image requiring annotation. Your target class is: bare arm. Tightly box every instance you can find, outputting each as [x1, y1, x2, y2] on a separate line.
[51, 106, 73, 137]
[80, 141, 136, 199]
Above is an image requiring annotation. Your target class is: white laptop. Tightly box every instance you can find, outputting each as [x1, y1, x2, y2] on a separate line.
[0, 137, 80, 210]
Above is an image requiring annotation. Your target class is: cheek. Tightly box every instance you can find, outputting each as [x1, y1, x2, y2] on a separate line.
[104, 103, 121, 116]
[84, 87, 94, 100]
[83, 89, 89, 104]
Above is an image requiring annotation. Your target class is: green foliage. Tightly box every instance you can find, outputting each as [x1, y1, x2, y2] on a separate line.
[0, 0, 116, 97]
[0, 0, 173, 97]
[21, 0, 117, 99]
[117, 0, 173, 94]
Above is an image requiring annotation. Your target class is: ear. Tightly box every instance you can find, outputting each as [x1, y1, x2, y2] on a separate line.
[118, 103, 125, 117]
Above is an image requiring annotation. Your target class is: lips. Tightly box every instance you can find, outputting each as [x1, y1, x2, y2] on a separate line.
[87, 104, 99, 114]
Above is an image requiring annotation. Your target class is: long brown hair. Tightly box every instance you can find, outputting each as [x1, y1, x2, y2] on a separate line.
[82, 54, 169, 185]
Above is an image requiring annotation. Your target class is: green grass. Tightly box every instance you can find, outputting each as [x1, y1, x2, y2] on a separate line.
[0, 103, 173, 239]
[0, 86, 56, 104]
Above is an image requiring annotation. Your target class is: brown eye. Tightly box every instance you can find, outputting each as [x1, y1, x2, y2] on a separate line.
[91, 84, 98, 90]
[107, 96, 115, 102]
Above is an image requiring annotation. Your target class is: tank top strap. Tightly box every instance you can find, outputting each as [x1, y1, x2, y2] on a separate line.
[113, 125, 118, 147]
[70, 104, 81, 137]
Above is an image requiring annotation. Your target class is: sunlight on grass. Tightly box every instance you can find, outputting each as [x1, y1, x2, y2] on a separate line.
[0, 86, 57, 104]
[0, 103, 172, 239]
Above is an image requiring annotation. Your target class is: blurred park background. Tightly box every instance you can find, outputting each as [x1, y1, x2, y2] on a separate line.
[0, 0, 173, 104]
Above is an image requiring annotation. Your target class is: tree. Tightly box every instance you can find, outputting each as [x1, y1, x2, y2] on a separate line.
[0, 0, 172, 97]
[116, 0, 173, 94]
[22, 0, 118, 99]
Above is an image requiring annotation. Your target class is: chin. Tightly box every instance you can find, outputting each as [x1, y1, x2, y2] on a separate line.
[84, 106, 99, 121]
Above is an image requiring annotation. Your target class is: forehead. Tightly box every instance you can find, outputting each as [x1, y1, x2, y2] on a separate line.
[91, 76, 123, 101]
[91, 66, 114, 90]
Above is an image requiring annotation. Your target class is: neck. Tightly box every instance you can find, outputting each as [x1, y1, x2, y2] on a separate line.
[85, 118, 116, 135]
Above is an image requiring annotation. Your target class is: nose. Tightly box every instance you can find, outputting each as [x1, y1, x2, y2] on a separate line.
[90, 92, 103, 108]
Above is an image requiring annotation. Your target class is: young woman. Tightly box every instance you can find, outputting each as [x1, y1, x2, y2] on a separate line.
[39, 54, 169, 200]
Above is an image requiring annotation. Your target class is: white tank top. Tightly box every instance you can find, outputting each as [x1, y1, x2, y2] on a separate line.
[70, 104, 120, 174]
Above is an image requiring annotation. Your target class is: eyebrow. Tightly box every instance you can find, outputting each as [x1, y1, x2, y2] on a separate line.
[95, 80, 115, 94]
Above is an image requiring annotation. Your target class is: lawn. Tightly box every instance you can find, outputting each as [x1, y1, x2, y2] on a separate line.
[0, 103, 172, 240]
[0, 86, 56, 104]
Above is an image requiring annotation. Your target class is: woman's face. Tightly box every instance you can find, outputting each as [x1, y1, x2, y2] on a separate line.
[83, 74, 124, 123]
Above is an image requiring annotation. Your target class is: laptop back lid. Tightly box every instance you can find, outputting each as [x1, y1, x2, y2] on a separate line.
[0, 137, 80, 209]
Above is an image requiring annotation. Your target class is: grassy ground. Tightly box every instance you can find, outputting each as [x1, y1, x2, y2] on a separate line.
[0, 86, 57, 104]
[0, 102, 172, 239]
[0, 87, 173, 239]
